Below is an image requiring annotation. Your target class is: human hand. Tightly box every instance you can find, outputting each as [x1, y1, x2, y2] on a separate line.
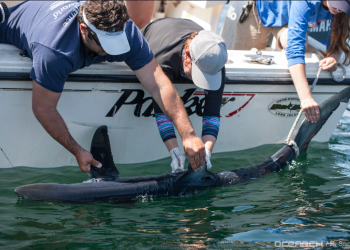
[300, 98, 320, 123]
[75, 149, 102, 173]
[320, 57, 338, 72]
[183, 136, 205, 171]
[170, 147, 186, 173]
[205, 147, 212, 170]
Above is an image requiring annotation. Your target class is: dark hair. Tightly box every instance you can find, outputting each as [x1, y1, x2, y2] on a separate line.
[77, 0, 129, 35]
[183, 32, 199, 58]
[325, 13, 350, 66]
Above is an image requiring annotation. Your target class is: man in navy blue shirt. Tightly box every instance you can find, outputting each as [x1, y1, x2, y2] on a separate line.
[0, 1, 206, 173]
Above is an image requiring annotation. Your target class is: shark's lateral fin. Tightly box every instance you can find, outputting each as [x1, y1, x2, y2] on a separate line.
[90, 126, 120, 180]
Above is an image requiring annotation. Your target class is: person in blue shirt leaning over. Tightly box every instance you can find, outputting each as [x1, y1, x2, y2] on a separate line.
[0, 1, 206, 173]
[233, 1, 350, 123]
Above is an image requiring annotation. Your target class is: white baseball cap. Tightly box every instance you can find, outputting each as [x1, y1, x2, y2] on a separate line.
[190, 30, 228, 90]
[83, 9, 130, 55]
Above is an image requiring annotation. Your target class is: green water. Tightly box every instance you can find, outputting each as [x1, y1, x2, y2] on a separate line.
[2, 115, 350, 249]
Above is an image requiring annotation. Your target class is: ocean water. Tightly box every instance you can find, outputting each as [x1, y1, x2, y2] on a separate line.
[1, 109, 350, 249]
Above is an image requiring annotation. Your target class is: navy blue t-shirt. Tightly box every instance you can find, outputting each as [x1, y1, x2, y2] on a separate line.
[0, 1, 154, 93]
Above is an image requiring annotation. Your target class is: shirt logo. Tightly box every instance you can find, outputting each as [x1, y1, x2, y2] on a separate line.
[308, 20, 326, 28]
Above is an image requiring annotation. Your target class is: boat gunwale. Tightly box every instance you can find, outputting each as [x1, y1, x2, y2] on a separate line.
[0, 72, 349, 85]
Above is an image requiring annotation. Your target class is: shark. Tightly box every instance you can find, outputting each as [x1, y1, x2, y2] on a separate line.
[14, 86, 350, 203]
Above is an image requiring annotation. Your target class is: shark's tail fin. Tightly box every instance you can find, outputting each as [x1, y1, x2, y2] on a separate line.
[294, 86, 350, 155]
[90, 126, 120, 180]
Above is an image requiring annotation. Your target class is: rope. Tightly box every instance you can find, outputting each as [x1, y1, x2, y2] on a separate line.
[313, 50, 346, 83]
[284, 62, 346, 157]
[284, 66, 323, 157]
[0, 147, 25, 186]
[331, 63, 346, 82]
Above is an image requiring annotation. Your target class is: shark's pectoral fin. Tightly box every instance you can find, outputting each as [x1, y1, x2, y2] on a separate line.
[90, 126, 120, 180]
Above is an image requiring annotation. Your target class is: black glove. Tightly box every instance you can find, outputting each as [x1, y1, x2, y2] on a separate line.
[239, 1, 254, 24]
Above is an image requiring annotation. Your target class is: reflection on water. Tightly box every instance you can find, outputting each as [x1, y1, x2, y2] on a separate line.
[1, 111, 350, 249]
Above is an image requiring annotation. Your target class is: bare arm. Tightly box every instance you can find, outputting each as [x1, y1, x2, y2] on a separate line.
[165, 136, 216, 152]
[125, 1, 155, 30]
[32, 80, 101, 173]
[164, 138, 179, 152]
[134, 57, 205, 170]
[320, 49, 343, 72]
[289, 48, 342, 123]
[202, 135, 216, 152]
[289, 63, 320, 123]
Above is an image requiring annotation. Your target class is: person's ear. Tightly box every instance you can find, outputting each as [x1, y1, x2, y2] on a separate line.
[184, 48, 192, 65]
[185, 48, 191, 58]
[79, 23, 89, 37]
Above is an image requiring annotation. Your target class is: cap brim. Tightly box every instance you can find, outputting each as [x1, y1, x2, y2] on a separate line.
[97, 29, 130, 55]
[84, 10, 130, 55]
[192, 62, 221, 90]
[328, 1, 350, 15]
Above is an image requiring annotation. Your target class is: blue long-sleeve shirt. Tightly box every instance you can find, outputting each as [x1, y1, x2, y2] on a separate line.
[256, 1, 333, 67]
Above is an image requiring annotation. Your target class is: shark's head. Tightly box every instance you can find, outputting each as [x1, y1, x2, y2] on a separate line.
[172, 163, 217, 195]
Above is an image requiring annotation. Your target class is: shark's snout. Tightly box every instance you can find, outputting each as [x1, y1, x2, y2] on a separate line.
[14, 185, 38, 200]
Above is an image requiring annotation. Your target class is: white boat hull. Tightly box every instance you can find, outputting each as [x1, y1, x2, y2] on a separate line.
[0, 80, 346, 168]
[0, 44, 348, 168]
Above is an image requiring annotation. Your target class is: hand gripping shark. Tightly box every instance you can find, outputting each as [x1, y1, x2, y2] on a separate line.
[14, 86, 350, 203]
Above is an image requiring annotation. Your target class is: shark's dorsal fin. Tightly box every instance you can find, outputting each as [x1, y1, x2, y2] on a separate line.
[90, 126, 120, 180]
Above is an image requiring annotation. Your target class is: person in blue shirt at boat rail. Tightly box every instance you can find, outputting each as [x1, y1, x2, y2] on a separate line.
[0, 0, 208, 173]
[233, 0, 350, 124]
[142, 18, 228, 173]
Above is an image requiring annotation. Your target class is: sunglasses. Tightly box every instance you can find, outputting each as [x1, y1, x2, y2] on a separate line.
[86, 25, 102, 47]
[70, 4, 102, 48]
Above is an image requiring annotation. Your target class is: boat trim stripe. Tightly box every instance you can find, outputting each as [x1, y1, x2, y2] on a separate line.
[0, 88, 342, 95]
[0, 72, 349, 85]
